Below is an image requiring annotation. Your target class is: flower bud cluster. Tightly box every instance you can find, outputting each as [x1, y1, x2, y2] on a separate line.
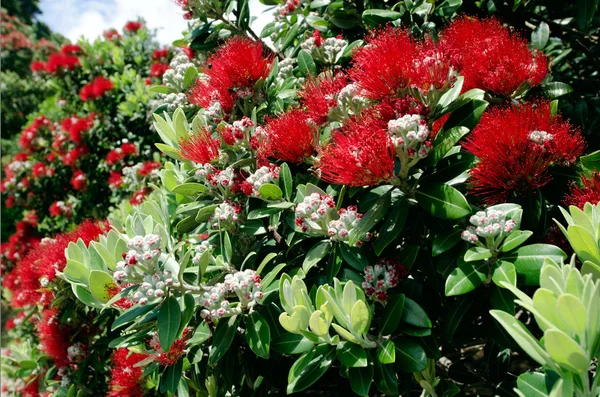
[67, 342, 86, 363]
[328, 206, 372, 246]
[162, 53, 195, 91]
[220, 117, 256, 148]
[337, 83, 369, 114]
[461, 209, 517, 245]
[209, 201, 242, 230]
[273, 0, 301, 19]
[529, 130, 553, 145]
[362, 259, 408, 302]
[130, 270, 175, 305]
[301, 35, 347, 64]
[276, 58, 295, 83]
[388, 114, 432, 159]
[241, 165, 280, 197]
[194, 164, 236, 190]
[192, 239, 214, 265]
[200, 269, 263, 321]
[113, 234, 162, 284]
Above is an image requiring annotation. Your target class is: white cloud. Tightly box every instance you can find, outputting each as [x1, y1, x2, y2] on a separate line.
[39, 0, 271, 45]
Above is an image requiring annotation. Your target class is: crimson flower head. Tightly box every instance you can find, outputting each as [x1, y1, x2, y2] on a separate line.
[152, 48, 169, 61]
[107, 348, 147, 397]
[37, 308, 71, 368]
[62, 145, 88, 166]
[298, 72, 349, 125]
[349, 26, 416, 100]
[61, 114, 94, 144]
[108, 171, 124, 189]
[124, 21, 143, 33]
[441, 17, 548, 96]
[30, 60, 45, 73]
[104, 28, 121, 41]
[149, 328, 191, 366]
[317, 109, 396, 186]
[70, 170, 87, 191]
[189, 37, 271, 114]
[138, 161, 161, 176]
[464, 101, 585, 205]
[61, 44, 82, 57]
[564, 173, 600, 209]
[410, 36, 458, 94]
[44, 52, 80, 74]
[80, 76, 113, 101]
[178, 127, 220, 164]
[130, 187, 150, 205]
[150, 63, 169, 78]
[263, 108, 317, 163]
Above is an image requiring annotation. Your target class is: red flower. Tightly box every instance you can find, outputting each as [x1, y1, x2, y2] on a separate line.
[138, 161, 161, 176]
[49, 201, 71, 217]
[410, 37, 457, 93]
[150, 63, 169, 78]
[298, 72, 349, 124]
[61, 44, 82, 56]
[464, 101, 585, 204]
[104, 29, 121, 41]
[441, 17, 548, 96]
[37, 308, 71, 368]
[108, 171, 124, 189]
[107, 348, 147, 397]
[263, 109, 317, 163]
[32, 162, 54, 178]
[183, 47, 195, 59]
[189, 37, 271, 113]
[349, 27, 416, 100]
[178, 128, 220, 164]
[70, 170, 87, 191]
[564, 173, 600, 209]
[317, 110, 396, 186]
[44, 52, 80, 74]
[152, 48, 169, 61]
[61, 114, 94, 144]
[79, 76, 113, 101]
[124, 21, 143, 33]
[106, 142, 137, 165]
[62, 145, 88, 166]
[30, 60, 46, 73]
[149, 328, 190, 366]
[130, 188, 150, 205]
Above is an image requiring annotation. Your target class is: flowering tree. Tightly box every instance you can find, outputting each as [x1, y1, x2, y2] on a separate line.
[2, 1, 600, 397]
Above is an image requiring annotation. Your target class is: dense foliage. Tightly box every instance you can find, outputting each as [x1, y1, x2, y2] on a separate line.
[1, 1, 600, 397]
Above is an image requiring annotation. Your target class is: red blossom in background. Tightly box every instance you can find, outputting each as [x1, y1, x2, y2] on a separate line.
[138, 161, 162, 176]
[105, 142, 137, 165]
[441, 17, 548, 96]
[178, 128, 220, 164]
[108, 171, 124, 189]
[317, 110, 396, 186]
[124, 21, 143, 33]
[61, 114, 95, 144]
[263, 108, 317, 163]
[61, 44, 82, 57]
[104, 28, 121, 41]
[107, 349, 147, 397]
[152, 48, 169, 61]
[49, 201, 72, 218]
[37, 308, 72, 368]
[349, 27, 415, 100]
[564, 173, 600, 209]
[44, 51, 80, 74]
[189, 37, 272, 113]
[32, 162, 54, 179]
[79, 76, 114, 101]
[149, 328, 190, 366]
[150, 63, 169, 78]
[298, 72, 349, 124]
[61, 145, 89, 166]
[70, 170, 87, 191]
[130, 187, 150, 205]
[30, 60, 45, 73]
[464, 101, 584, 205]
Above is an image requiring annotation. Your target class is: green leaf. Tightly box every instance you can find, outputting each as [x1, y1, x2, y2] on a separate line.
[374, 199, 408, 256]
[377, 340, 395, 364]
[258, 183, 283, 201]
[415, 184, 471, 220]
[171, 183, 207, 196]
[112, 303, 158, 330]
[504, 244, 567, 285]
[426, 126, 470, 165]
[158, 296, 182, 352]
[394, 339, 427, 372]
[442, 299, 472, 342]
[556, 294, 587, 336]
[287, 344, 335, 393]
[176, 215, 199, 233]
[187, 321, 211, 345]
[445, 258, 487, 296]
[432, 229, 462, 257]
[272, 333, 314, 354]
[183, 65, 198, 89]
[464, 247, 492, 262]
[149, 85, 171, 94]
[373, 359, 399, 396]
[492, 261, 517, 288]
[490, 310, 549, 366]
[362, 9, 403, 27]
[246, 311, 271, 359]
[440, 98, 488, 133]
[348, 362, 374, 396]
[195, 204, 218, 222]
[297, 50, 317, 77]
[302, 240, 331, 273]
[544, 329, 589, 373]
[542, 82, 573, 98]
[163, 360, 183, 394]
[380, 294, 405, 335]
[88, 270, 116, 303]
[64, 260, 89, 285]
[339, 244, 371, 271]
[567, 225, 600, 264]
[209, 315, 239, 365]
[279, 163, 293, 201]
[349, 190, 392, 246]
[531, 22, 550, 49]
[580, 150, 600, 171]
[501, 231, 533, 252]
[516, 372, 552, 397]
[336, 341, 368, 368]
[401, 297, 432, 328]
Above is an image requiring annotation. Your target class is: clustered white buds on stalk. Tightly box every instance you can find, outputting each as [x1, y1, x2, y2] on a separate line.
[241, 165, 280, 197]
[362, 259, 408, 302]
[209, 201, 242, 230]
[194, 164, 236, 190]
[337, 83, 369, 115]
[301, 35, 348, 64]
[529, 130, 553, 145]
[388, 114, 432, 160]
[273, 0, 301, 20]
[159, 53, 200, 111]
[461, 209, 517, 247]
[294, 193, 370, 246]
[67, 343, 86, 363]
[276, 58, 295, 83]
[192, 239, 214, 265]
[220, 117, 258, 149]
[113, 234, 162, 284]
[200, 269, 263, 321]
[131, 270, 175, 306]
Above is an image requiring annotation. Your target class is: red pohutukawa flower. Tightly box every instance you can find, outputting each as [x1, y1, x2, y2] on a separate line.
[79, 76, 114, 101]
[263, 108, 317, 163]
[138, 161, 162, 176]
[105, 142, 137, 165]
[70, 170, 87, 191]
[564, 173, 600, 209]
[298, 72, 349, 124]
[464, 101, 585, 205]
[149, 328, 191, 366]
[410, 37, 458, 93]
[30, 60, 45, 73]
[349, 27, 415, 100]
[108, 171, 124, 189]
[130, 187, 150, 205]
[61, 114, 95, 144]
[124, 21, 143, 33]
[37, 308, 72, 368]
[317, 110, 396, 186]
[178, 128, 220, 164]
[189, 37, 272, 114]
[44, 52, 80, 74]
[441, 17, 548, 96]
[107, 348, 147, 397]
[150, 63, 169, 78]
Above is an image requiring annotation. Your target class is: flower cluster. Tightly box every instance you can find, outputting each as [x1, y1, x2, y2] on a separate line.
[31, 44, 81, 75]
[149, 328, 191, 366]
[564, 173, 600, 209]
[106, 142, 138, 165]
[362, 259, 408, 301]
[49, 200, 72, 218]
[209, 201, 242, 230]
[79, 76, 114, 101]
[106, 348, 147, 397]
[240, 165, 280, 197]
[60, 114, 95, 144]
[159, 52, 198, 111]
[388, 114, 432, 159]
[200, 270, 263, 321]
[301, 31, 348, 64]
[113, 234, 162, 284]
[461, 209, 517, 247]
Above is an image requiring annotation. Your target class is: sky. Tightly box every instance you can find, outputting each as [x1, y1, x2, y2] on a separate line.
[39, 0, 271, 45]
